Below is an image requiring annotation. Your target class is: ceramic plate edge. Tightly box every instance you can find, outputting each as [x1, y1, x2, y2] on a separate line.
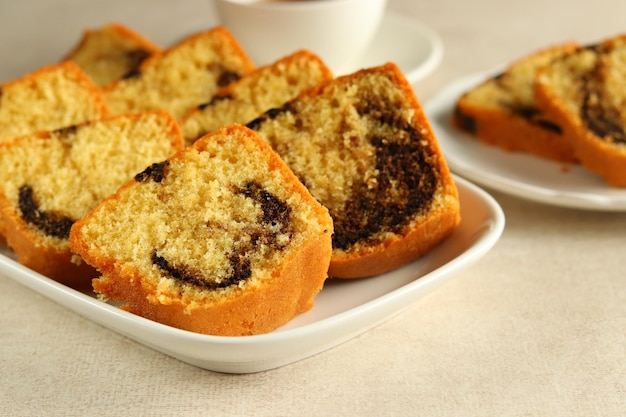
[161, 176, 505, 372]
[388, 13, 444, 84]
[342, 12, 444, 85]
[0, 177, 504, 373]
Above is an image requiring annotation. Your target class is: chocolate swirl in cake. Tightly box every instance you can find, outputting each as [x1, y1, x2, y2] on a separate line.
[248, 90, 439, 250]
[216, 69, 242, 88]
[492, 72, 563, 134]
[579, 54, 626, 144]
[333, 94, 439, 249]
[152, 181, 294, 290]
[197, 94, 233, 111]
[135, 161, 170, 183]
[119, 49, 153, 80]
[18, 184, 75, 239]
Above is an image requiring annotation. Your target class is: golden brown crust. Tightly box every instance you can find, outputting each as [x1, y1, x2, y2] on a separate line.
[63, 23, 161, 61]
[453, 101, 578, 162]
[0, 110, 184, 288]
[535, 36, 626, 186]
[0, 61, 110, 143]
[90, 229, 331, 336]
[71, 125, 333, 336]
[536, 82, 626, 186]
[329, 184, 459, 279]
[250, 62, 460, 278]
[179, 49, 333, 145]
[329, 70, 459, 278]
[102, 26, 256, 120]
[0, 193, 97, 288]
[62, 23, 162, 87]
[0, 60, 110, 279]
[191, 25, 256, 73]
[452, 43, 579, 163]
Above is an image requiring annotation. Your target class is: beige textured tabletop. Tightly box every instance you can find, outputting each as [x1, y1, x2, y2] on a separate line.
[1, 1, 625, 416]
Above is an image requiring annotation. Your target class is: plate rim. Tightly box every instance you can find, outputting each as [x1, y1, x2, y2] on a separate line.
[386, 12, 444, 84]
[0, 176, 504, 373]
[344, 11, 444, 85]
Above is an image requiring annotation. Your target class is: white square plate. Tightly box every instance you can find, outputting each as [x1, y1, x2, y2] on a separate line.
[0, 176, 504, 373]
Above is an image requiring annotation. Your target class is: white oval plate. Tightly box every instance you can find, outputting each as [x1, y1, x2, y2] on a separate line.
[339, 12, 444, 84]
[0, 176, 503, 374]
[425, 73, 626, 211]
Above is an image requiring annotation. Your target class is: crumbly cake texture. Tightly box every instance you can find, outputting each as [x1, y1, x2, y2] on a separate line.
[0, 61, 110, 144]
[0, 110, 184, 287]
[69, 124, 333, 336]
[63, 23, 161, 87]
[180, 49, 333, 145]
[102, 26, 256, 120]
[247, 63, 460, 278]
[535, 35, 626, 186]
[453, 43, 579, 163]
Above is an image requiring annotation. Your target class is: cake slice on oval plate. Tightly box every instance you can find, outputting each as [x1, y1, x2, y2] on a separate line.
[247, 63, 461, 278]
[70, 124, 333, 336]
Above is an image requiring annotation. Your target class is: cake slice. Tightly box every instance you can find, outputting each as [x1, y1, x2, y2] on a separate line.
[102, 26, 256, 120]
[535, 35, 626, 186]
[180, 49, 333, 145]
[0, 61, 110, 144]
[247, 63, 460, 278]
[63, 23, 161, 87]
[69, 124, 333, 336]
[0, 110, 184, 287]
[453, 43, 579, 163]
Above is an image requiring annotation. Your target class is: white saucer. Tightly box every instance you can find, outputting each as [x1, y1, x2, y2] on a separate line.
[338, 12, 444, 84]
[425, 72, 626, 211]
[1, 176, 503, 373]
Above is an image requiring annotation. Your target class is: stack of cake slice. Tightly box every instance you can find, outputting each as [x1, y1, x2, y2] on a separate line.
[0, 22, 462, 335]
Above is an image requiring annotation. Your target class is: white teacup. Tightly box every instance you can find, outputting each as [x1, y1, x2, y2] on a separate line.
[214, 0, 387, 74]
